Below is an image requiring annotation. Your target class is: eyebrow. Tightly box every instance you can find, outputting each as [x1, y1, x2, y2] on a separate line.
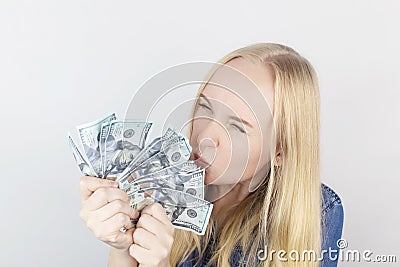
[199, 93, 212, 107]
[199, 93, 254, 129]
[229, 116, 254, 129]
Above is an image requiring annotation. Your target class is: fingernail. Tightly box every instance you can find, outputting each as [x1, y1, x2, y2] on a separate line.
[133, 210, 140, 218]
[109, 181, 119, 187]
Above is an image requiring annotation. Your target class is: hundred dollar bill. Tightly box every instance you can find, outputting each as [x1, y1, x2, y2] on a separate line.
[116, 128, 177, 181]
[77, 113, 116, 177]
[117, 136, 191, 189]
[99, 122, 112, 177]
[138, 136, 192, 173]
[68, 134, 96, 176]
[125, 169, 205, 199]
[135, 161, 199, 179]
[100, 120, 152, 177]
[174, 161, 200, 173]
[120, 160, 199, 190]
[129, 187, 213, 235]
[160, 128, 181, 150]
[116, 129, 181, 182]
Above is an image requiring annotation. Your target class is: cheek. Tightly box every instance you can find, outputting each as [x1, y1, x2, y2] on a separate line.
[245, 147, 262, 172]
[232, 137, 264, 178]
[189, 131, 197, 149]
[244, 139, 271, 178]
[229, 134, 252, 160]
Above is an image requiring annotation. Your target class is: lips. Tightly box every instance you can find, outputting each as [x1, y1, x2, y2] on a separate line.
[193, 152, 211, 169]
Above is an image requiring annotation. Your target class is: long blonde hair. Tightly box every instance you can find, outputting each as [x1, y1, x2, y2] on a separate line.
[170, 43, 322, 267]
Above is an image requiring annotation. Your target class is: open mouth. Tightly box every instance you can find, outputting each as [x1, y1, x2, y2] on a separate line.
[193, 152, 211, 169]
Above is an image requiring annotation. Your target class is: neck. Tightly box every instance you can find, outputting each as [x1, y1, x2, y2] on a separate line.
[209, 179, 251, 228]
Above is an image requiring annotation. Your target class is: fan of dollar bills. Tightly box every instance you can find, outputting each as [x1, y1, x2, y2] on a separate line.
[68, 113, 213, 235]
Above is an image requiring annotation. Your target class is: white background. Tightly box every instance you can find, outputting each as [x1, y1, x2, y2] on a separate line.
[0, 1, 399, 266]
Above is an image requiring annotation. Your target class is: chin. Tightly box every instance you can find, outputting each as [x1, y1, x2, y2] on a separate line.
[204, 171, 221, 185]
[204, 172, 230, 185]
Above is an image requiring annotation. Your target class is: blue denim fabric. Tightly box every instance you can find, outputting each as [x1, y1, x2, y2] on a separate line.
[178, 183, 344, 267]
[320, 184, 344, 267]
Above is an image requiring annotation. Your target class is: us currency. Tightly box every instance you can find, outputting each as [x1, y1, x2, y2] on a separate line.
[116, 128, 178, 181]
[100, 120, 152, 177]
[137, 160, 199, 177]
[116, 128, 183, 183]
[68, 134, 96, 176]
[77, 113, 116, 177]
[160, 128, 181, 150]
[137, 136, 192, 174]
[99, 122, 112, 176]
[129, 187, 213, 235]
[125, 168, 205, 199]
[117, 136, 191, 189]
[174, 161, 200, 173]
[118, 160, 198, 191]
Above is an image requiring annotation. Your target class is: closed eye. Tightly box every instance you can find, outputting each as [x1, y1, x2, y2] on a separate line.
[231, 123, 246, 133]
[198, 103, 212, 110]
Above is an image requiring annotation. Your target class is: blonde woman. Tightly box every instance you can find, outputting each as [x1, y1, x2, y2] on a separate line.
[79, 43, 344, 267]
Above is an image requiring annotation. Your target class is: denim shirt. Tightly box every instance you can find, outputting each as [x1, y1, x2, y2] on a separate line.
[178, 183, 344, 267]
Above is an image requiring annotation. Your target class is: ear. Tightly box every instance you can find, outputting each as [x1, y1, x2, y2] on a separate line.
[273, 151, 282, 167]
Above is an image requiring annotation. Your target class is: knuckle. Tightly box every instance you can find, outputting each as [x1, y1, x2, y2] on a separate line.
[92, 188, 108, 202]
[96, 187, 107, 195]
[88, 190, 98, 200]
[138, 213, 149, 224]
[169, 223, 175, 234]
[152, 202, 161, 211]
[86, 219, 94, 230]
[79, 209, 86, 221]
[160, 247, 169, 258]
[108, 235, 118, 243]
[120, 191, 129, 200]
[114, 200, 124, 210]
[115, 213, 127, 225]
[166, 235, 174, 247]
[143, 203, 155, 214]
[79, 177, 87, 190]
[92, 228, 101, 239]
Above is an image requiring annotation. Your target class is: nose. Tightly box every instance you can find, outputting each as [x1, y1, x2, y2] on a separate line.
[196, 119, 224, 149]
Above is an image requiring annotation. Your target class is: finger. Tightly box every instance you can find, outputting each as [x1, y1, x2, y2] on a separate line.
[84, 187, 129, 211]
[129, 243, 150, 264]
[89, 212, 134, 237]
[132, 227, 157, 250]
[135, 213, 166, 237]
[141, 203, 171, 226]
[94, 199, 140, 222]
[80, 176, 118, 202]
[105, 176, 117, 181]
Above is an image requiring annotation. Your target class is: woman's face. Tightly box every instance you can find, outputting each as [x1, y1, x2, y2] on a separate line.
[190, 57, 275, 189]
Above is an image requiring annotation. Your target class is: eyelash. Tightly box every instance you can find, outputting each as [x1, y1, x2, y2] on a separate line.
[198, 103, 212, 111]
[231, 123, 246, 133]
[197, 102, 246, 134]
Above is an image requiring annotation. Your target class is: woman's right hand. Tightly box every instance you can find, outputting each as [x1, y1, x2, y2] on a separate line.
[79, 176, 140, 252]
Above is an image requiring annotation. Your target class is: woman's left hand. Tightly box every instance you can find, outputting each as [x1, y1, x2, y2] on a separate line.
[129, 203, 174, 267]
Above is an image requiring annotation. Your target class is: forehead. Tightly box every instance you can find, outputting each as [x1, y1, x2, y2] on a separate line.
[201, 57, 275, 124]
